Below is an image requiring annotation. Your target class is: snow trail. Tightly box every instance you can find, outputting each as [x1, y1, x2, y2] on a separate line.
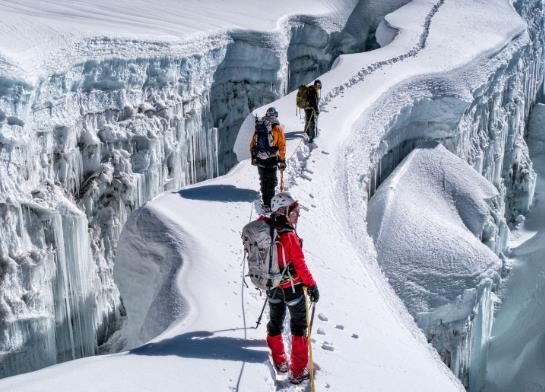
[320, 0, 446, 108]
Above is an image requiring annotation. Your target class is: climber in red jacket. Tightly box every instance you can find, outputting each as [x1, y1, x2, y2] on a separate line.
[263, 192, 319, 385]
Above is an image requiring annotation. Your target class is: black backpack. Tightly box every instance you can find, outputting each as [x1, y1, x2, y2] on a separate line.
[252, 116, 278, 164]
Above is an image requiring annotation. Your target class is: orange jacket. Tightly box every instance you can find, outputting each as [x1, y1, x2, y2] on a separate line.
[249, 123, 286, 161]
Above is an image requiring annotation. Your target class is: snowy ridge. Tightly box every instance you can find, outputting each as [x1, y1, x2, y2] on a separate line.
[320, 0, 445, 108]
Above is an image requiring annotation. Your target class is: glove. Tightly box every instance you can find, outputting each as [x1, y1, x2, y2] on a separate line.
[307, 284, 319, 303]
[278, 160, 286, 171]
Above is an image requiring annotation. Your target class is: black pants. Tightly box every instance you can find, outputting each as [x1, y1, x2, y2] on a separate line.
[304, 109, 317, 141]
[257, 165, 278, 208]
[267, 284, 307, 337]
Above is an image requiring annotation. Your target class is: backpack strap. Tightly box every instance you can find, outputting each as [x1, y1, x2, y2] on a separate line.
[275, 227, 297, 293]
[266, 222, 276, 289]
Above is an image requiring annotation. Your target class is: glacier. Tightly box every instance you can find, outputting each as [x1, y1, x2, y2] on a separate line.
[482, 102, 545, 391]
[0, 0, 422, 378]
[0, 0, 543, 389]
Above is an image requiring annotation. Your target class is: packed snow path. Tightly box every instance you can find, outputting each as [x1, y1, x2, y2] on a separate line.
[0, 0, 535, 390]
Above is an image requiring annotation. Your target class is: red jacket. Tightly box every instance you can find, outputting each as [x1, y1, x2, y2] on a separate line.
[276, 227, 316, 289]
[257, 216, 316, 288]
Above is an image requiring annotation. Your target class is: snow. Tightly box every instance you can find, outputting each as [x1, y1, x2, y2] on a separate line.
[0, 0, 544, 391]
[1, 0, 368, 376]
[367, 143, 503, 316]
[483, 103, 545, 392]
[0, 0, 357, 82]
[367, 142, 505, 389]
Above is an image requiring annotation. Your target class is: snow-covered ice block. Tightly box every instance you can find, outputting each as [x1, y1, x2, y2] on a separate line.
[368, 143, 504, 387]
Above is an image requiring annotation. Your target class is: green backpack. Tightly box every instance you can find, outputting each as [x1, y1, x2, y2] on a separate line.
[296, 85, 310, 109]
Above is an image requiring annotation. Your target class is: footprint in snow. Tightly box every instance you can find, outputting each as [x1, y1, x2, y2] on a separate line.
[351, 333, 359, 339]
[335, 324, 344, 330]
[320, 150, 330, 155]
[317, 328, 326, 335]
[318, 313, 328, 322]
[322, 341, 335, 351]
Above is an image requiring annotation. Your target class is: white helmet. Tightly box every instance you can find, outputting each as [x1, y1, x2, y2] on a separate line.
[271, 192, 297, 213]
[266, 107, 279, 118]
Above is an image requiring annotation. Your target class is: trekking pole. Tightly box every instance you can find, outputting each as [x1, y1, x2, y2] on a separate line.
[314, 110, 319, 139]
[255, 296, 268, 328]
[303, 111, 311, 140]
[303, 287, 316, 392]
[280, 170, 285, 192]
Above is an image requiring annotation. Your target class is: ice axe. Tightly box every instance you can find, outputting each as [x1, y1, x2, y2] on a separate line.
[280, 169, 285, 192]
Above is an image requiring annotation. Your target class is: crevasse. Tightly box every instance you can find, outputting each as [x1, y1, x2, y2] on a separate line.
[0, 1, 404, 377]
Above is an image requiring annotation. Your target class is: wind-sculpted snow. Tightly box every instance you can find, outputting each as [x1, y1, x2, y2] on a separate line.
[368, 143, 505, 389]
[114, 205, 187, 349]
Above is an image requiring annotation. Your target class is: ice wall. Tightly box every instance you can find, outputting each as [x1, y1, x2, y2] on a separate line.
[0, 37, 275, 378]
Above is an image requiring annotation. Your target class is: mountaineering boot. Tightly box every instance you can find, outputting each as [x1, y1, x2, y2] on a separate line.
[275, 361, 289, 374]
[290, 367, 310, 384]
[267, 335, 288, 373]
[290, 335, 309, 379]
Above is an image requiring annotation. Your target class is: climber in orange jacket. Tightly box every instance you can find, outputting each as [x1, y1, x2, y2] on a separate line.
[249, 107, 286, 211]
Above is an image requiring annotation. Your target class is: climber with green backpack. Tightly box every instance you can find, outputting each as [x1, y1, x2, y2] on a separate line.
[296, 80, 322, 143]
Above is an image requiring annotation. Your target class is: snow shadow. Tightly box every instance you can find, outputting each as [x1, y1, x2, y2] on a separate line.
[285, 130, 306, 140]
[130, 331, 268, 363]
[177, 185, 259, 202]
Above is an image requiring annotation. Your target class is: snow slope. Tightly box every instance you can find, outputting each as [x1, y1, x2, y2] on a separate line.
[0, 0, 356, 81]
[0, 0, 541, 391]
